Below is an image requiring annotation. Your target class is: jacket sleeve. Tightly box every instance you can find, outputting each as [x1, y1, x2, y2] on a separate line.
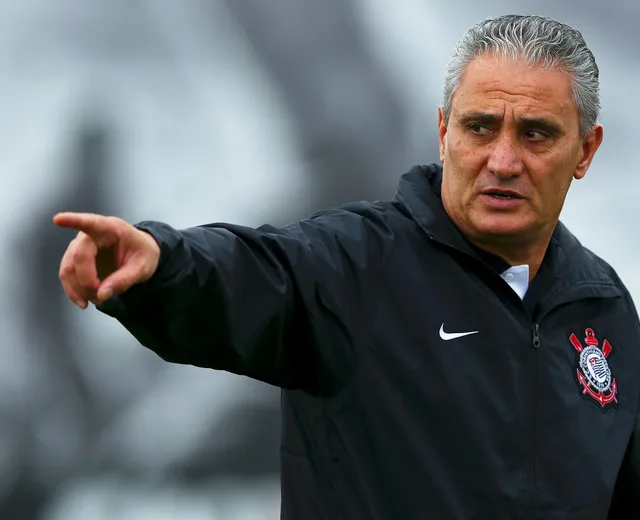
[97, 205, 382, 395]
[608, 291, 640, 518]
[608, 412, 640, 517]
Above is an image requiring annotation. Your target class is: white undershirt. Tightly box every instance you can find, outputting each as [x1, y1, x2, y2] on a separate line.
[500, 265, 530, 300]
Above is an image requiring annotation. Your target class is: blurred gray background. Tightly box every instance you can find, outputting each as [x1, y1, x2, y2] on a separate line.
[0, 1, 637, 518]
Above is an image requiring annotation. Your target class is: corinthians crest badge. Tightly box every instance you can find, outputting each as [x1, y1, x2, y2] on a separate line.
[570, 328, 617, 409]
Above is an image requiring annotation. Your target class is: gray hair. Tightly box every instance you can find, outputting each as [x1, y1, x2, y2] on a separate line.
[443, 15, 600, 136]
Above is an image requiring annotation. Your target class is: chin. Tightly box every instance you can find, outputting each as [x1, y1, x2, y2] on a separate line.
[470, 217, 535, 244]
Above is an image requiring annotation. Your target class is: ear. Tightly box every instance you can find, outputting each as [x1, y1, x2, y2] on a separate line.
[438, 106, 448, 163]
[574, 124, 604, 180]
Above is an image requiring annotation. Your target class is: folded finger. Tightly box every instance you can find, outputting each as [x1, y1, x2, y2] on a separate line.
[60, 269, 90, 309]
[72, 239, 101, 293]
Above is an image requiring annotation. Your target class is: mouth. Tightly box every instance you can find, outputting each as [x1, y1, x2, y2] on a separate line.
[481, 190, 524, 200]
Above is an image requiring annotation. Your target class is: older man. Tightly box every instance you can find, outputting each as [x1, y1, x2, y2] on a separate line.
[55, 14, 639, 519]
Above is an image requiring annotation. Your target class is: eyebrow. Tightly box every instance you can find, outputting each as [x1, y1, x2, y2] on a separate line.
[457, 112, 564, 135]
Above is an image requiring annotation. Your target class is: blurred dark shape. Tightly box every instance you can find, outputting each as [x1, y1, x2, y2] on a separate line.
[222, 0, 415, 220]
[31, 115, 116, 432]
[7, 110, 287, 519]
[5, 114, 118, 519]
[0, 471, 46, 520]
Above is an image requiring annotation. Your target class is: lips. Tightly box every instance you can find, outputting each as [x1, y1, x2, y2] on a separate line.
[479, 189, 527, 210]
[481, 189, 524, 199]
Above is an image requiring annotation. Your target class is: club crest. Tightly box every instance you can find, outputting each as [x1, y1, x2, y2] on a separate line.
[570, 328, 617, 409]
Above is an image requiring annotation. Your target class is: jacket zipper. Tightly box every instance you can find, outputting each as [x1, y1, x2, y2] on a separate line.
[531, 323, 540, 348]
[530, 322, 540, 515]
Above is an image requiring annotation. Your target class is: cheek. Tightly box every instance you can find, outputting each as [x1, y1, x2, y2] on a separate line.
[449, 137, 486, 170]
[530, 158, 575, 210]
[446, 135, 477, 168]
[445, 140, 484, 198]
[447, 135, 467, 158]
[444, 171, 477, 214]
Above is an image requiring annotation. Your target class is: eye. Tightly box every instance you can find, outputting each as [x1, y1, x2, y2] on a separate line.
[469, 124, 492, 135]
[524, 130, 548, 141]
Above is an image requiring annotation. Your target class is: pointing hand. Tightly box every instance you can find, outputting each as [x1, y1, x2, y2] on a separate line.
[54, 213, 161, 309]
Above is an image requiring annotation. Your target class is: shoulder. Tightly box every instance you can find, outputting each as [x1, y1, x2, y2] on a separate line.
[280, 200, 416, 238]
[555, 222, 626, 288]
[270, 200, 418, 262]
[574, 241, 638, 317]
[579, 244, 630, 295]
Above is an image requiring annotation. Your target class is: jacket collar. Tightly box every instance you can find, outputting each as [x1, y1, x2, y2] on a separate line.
[392, 163, 618, 292]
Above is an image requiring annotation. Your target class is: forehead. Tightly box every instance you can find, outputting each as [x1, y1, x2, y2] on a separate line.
[451, 55, 579, 126]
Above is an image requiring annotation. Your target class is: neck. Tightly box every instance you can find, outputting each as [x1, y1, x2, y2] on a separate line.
[469, 235, 551, 281]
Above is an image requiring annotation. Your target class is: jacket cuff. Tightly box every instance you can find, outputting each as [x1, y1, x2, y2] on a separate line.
[97, 220, 183, 315]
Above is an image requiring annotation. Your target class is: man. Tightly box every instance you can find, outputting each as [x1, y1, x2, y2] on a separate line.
[55, 14, 640, 519]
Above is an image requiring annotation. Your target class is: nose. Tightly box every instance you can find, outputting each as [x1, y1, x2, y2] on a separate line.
[486, 134, 525, 178]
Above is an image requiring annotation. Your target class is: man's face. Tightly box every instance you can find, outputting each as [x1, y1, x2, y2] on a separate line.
[439, 55, 603, 250]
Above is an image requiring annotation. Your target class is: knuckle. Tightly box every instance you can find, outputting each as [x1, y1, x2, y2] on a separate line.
[105, 216, 124, 235]
[76, 231, 93, 245]
[60, 263, 74, 278]
[71, 245, 91, 264]
[75, 231, 89, 243]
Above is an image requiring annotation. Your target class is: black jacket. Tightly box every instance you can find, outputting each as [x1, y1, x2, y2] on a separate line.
[100, 164, 640, 519]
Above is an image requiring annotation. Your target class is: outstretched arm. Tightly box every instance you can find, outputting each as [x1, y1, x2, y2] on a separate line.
[97, 206, 381, 395]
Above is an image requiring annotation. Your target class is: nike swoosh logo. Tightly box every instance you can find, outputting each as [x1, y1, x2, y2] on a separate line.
[439, 323, 479, 341]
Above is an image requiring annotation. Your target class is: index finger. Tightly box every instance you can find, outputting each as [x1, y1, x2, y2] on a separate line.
[53, 212, 112, 237]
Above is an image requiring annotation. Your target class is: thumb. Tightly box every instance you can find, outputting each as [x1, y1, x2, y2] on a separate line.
[97, 264, 143, 301]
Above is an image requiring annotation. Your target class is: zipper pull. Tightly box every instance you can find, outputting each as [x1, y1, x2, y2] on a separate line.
[532, 323, 541, 349]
